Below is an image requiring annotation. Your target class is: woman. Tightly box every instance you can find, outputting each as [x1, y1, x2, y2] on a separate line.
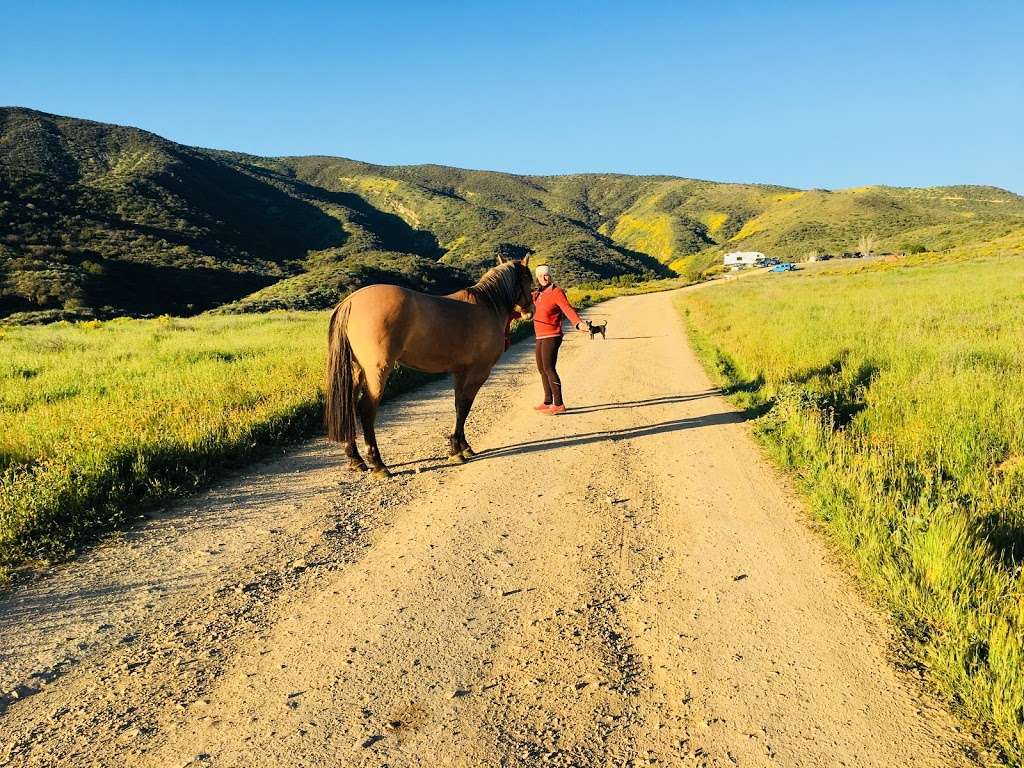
[531, 264, 590, 414]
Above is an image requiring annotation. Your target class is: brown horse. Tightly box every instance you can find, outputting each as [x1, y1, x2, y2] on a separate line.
[325, 257, 535, 476]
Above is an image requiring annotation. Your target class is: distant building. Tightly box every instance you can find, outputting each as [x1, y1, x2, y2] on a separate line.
[724, 251, 767, 268]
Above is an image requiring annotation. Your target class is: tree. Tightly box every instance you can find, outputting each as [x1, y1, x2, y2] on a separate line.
[857, 233, 878, 256]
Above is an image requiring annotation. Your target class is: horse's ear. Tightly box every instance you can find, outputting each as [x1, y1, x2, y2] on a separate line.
[496, 255, 506, 265]
[521, 255, 530, 268]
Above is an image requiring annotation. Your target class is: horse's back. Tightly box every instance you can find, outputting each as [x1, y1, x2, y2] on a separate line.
[344, 284, 472, 326]
[344, 284, 407, 313]
[342, 284, 499, 373]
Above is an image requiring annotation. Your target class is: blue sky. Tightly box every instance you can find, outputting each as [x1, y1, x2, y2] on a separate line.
[3, 1, 1022, 192]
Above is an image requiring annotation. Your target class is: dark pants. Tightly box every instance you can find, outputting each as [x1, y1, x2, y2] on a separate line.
[535, 335, 564, 406]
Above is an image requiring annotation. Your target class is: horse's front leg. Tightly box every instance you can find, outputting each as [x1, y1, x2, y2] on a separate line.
[450, 369, 488, 463]
[448, 431, 465, 463]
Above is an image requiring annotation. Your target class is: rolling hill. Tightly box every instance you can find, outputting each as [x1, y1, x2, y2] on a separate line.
[2, 107, 1023, 321]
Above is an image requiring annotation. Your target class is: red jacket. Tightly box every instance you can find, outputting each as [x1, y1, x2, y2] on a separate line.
[531, 285, 582, 339]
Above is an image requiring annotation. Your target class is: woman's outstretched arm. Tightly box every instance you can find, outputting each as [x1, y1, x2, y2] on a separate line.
[553, 287, 588, 330]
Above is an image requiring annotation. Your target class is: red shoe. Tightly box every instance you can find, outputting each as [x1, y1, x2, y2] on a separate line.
[534, 403, 553, 411]
[544, 404, 567, 415]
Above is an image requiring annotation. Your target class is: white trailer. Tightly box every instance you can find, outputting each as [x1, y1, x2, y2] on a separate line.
[724, 251, 767, 268]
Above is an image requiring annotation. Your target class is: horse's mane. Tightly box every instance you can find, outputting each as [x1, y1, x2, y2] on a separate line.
[466, 261, 524, 312]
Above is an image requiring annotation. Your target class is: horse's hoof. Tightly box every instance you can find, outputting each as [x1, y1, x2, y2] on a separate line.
[448, 453, 466, 465]
[371, 466, 392, 478]
[461, 446, 476, 458]
[349, 460, 369, 472]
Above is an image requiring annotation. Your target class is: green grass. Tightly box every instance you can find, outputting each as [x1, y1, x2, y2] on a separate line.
[0, 312, 330, 576]
[678, 254, 1024, 762]
[0, 277, 681, 581]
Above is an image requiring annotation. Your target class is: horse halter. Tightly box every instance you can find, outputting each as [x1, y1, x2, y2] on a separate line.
[514, 263, 534, 312]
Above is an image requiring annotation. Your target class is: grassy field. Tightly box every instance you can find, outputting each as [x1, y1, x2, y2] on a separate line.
[0, 277, 682, 581]
[678, 255, 1024, 762]
[0, 312, 329, 576]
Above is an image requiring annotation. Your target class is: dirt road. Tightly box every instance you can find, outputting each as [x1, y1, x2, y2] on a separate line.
[0, 288, 984, 767]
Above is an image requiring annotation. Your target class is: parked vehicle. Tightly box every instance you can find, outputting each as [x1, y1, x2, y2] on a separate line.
[771, 263, 797, 272]
[724, 251, 767, 268]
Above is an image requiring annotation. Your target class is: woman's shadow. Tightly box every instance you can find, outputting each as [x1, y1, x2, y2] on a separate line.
[557, 390, 717, 415]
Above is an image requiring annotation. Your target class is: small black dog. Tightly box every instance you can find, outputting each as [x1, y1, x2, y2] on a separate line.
[587, 321, 607, 340]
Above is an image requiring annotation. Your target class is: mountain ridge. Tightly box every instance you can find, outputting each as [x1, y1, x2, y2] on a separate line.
[2, 107, 1022, 322]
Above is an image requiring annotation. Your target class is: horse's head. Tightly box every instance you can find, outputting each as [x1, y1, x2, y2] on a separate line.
[511, 256, 535, 316]
[488, 254, 535, 316]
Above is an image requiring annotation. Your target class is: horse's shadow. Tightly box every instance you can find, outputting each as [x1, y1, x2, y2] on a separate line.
[475, 410, 745, 461]
[391, 395, 744, 475]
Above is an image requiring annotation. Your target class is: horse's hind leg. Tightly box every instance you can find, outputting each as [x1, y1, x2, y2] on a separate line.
[343, 365, 368, 471]
[358, 363, 393, 477]
[344, 441, 368, 472]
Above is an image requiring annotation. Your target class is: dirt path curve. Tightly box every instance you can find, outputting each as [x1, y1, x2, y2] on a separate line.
[0, 288, 985, 767]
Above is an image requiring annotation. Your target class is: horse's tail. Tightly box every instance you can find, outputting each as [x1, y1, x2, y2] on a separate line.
[325, 301, 357, 443]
